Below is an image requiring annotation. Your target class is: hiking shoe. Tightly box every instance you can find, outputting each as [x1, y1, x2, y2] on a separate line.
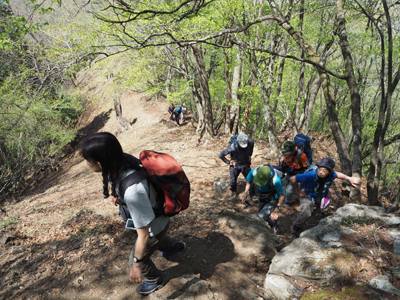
[230, 191, 237, 199]
[136, 281, 163, 295]
[160, 241, 186, 259]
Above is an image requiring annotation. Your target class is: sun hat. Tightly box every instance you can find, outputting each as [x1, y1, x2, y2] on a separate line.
[282, 141, 296, 155]
[237, 134, 248, 148]
[253, 166, 271, 186]
[316, 158, 335, 173]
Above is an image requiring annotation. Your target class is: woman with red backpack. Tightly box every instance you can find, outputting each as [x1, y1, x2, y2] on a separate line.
[80, 132, 186, 295]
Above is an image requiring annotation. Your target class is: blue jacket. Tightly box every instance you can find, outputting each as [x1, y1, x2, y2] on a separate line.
[295, 170, 337, 201]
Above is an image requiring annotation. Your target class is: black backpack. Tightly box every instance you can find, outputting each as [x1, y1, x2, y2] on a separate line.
[229, 135, 238, 148]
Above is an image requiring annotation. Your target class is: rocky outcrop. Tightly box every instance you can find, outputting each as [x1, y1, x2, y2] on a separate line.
[263, 204, 400, 300]
[218, 208, 282, 264]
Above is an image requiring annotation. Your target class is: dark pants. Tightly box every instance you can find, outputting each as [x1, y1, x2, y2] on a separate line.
[258, 192, 278, 228]
[293, 197, 318, 229]
[128, 221, 180, 284]
[229, 164, 255, 196]
[175, 112, 181, 125]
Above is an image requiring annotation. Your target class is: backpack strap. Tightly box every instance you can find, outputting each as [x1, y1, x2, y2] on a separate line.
[119, 171, 148, 199]
[296, 149, 303, 166]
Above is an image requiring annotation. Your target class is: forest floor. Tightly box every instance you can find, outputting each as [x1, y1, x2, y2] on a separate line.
[1, 75, 399, 299]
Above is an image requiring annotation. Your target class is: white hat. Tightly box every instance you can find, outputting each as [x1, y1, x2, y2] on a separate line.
[237, 134, 248, 148]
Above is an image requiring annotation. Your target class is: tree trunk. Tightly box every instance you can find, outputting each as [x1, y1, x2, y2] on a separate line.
[223, 41, 232, 135]
[191, 44, 214, 138]
[294, 3, 305, 135]
[267, 1, 353, 201]
[272, 36, 288, 113]
[301, 75, 321, 133]
[251, 53, 279, 157]
[252, 106, 261, 137]
[231, 50, 243, 135]
[113, 94, 132, 131]
[335, 0, 362, 204]
[230, 50, 243, 134]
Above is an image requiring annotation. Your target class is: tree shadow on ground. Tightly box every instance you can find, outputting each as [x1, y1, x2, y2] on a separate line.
[68, 109, 112, 150]
[0, 209, 238, 300]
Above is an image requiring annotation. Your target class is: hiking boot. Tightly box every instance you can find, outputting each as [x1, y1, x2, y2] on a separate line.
[291, 225, 301, 239]
[230, 191, 237, 199]
[136, 281, 163, 295]
[160, 241, 186, 259]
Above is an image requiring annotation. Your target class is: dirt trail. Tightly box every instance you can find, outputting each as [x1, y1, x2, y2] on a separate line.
[0, 91, 372, 300]
[1, 92, 282, 300]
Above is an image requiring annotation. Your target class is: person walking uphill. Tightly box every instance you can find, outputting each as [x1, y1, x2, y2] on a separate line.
[280, 141, 310, 206]
[242, 165, 285, 234]
[218, 134, 256, 198]
[80, 132, 186, 295]
[289, 158, 361, 239]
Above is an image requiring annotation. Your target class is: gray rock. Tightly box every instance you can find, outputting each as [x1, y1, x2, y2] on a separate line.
[0, 235, 15, 245]
[218, 209, 282, 263]
[214, 176, 229, 193]
[263, 274, 302, 300]
[394, 239, 400, 257]
[0, 236, 9, 245]
[368, 275, 400, 295]
[264, 204, 400, 299]
[388, 229, 400, 240]
[150, 274, 214, 300]
[269, 238, 342, 282]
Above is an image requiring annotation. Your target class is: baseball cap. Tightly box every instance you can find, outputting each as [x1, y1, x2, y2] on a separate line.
[237, 134, 248, 148]
[282, 141, 296, 155]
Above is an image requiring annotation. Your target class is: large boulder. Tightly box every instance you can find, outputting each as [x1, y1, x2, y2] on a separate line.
[264, 204, 400, 300]
[218, 208, 282, 263]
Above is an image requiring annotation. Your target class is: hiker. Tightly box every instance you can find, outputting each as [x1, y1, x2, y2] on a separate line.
[218, 133, 256, 198]
[80, 132, 186, 295]
[242, 165, 285, 234]
[168, 104, 175, 121]
[174, 106, 183, 126]
[289, 157, 361, 239]
[179, 103, 187, 124]
[279, 141, 310, 206]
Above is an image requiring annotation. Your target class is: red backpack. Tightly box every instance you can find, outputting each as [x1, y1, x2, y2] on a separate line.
[119, 151, 190, 217]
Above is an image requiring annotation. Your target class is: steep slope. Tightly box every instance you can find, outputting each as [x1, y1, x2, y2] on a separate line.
[0, 79, 371, 299]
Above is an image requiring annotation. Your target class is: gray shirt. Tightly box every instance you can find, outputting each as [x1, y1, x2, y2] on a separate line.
[116, 169, 169, 237]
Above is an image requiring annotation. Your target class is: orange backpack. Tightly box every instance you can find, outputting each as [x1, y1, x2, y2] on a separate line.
[119, 151, 190, 217]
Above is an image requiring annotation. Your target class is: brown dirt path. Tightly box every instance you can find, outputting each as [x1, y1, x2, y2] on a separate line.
[0, 89, 378, 299]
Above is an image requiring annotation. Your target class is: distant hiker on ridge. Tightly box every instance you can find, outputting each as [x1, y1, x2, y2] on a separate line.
[242, 165, 285, 235]
[80, 132, 186, 295]
[279, 141, 310, 206]
[289, 157, 361, 239]
[218, 134, 256, 199]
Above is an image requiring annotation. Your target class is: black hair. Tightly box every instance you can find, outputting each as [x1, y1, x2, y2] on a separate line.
[80, 132, 140, 198]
